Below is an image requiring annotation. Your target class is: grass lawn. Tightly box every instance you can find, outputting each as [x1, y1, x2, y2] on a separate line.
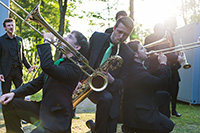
[0, 101, 199, 133]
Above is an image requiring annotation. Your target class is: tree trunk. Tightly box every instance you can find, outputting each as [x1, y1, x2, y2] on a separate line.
[129, 0, 134, 20]
[129, 0, 134, 40]
[55, 0, 68, 60]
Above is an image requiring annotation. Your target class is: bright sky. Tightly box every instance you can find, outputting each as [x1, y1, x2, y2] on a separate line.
[69, 0, 184, 37]
[134, 0, 184, 29]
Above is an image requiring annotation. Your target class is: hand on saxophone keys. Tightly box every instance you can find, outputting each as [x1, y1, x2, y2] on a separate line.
[102, 71, 115, 84]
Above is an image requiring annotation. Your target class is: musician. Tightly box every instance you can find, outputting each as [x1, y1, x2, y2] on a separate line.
[85, 16, 134, 133]
[122, 40, 175, 133]
[144, 18, 184, 117]
[0, 18, 32, 94]
[144, 23, 171, 118]
[105, 10, 128, 34]
[0, 31, 89, 133]
[164, 17, 184, 117]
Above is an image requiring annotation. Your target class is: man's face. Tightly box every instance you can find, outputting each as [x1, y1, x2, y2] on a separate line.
[65, 33, 77, 47]
[136, 44, 147, 61]
[111, 22, 132, 45]
[62, 32, 80, 53]
[4, 21, 15, 35]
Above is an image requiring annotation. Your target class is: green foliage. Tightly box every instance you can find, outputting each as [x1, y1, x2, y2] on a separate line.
[181, 0, 200, 25]
[130, 22, 151, 43]
[9, 0, 61, 68]
[30, 89, 43, 102]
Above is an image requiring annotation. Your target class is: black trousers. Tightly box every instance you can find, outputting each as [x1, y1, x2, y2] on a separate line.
[88, 90, 118, 133]
[2, 67, 23, 94]
[2, 98, 71, 133]
[155, 91, 171, 118]
[170, 82, 179, 113]
[122, 113, 175, 133]
[2, 98, 40, 133]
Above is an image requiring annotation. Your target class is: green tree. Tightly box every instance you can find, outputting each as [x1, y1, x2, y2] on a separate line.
[181, 0, 200, 25]
[9, 0, 60, 68]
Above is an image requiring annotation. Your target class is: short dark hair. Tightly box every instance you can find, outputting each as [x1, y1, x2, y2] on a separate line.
[71, 30, 89, 57]
[115, 16, 134, 31]
[3, 18, 15, 27]
[115, 10, 127, 20]
[127, 40, 141, 53]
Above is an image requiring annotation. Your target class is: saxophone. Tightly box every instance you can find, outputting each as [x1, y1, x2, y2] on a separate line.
[72, 45, 123, 108]
[0, 1, 123, 108]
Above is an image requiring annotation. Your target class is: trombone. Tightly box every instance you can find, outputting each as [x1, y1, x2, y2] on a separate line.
[1, 0, 124, 108]
[0, 0, 93, 75]
[0, 0, 42, 36]
[0, 1, 108, 92]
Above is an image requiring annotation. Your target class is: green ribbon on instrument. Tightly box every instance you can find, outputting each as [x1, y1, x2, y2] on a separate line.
[100, 42, 114, 66]
[45, 58, 64, 82]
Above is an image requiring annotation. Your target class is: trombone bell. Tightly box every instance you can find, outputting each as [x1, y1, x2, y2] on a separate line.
[144, 31, 171, 49]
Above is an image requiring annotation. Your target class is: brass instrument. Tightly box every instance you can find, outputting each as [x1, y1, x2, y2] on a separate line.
[146, 39, 200, 69]
[182, 52, 191, 69]
[72, 55, 123, 108]
[0, 0, 123, 107]
[144, 31, 171, 48]
[178, 39, 191, 69]
[146, 40, 200, 55]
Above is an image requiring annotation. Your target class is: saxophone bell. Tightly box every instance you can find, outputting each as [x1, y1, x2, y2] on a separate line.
[88, 71, 108, 92]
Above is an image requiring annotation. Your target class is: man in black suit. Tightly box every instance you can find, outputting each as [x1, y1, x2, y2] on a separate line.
[164, 17, 183, 117]
[85, 16, 134, 133]
[0, 18, 32, 94]
[122, 40, 175, 133]
[0, 30, 89, 133]
[105, 10, 127, 34]
[144, 23, 172, 118]
[144, 19, 184, 117]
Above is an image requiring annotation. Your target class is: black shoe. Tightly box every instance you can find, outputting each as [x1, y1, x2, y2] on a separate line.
[172, 112, 181, 117]
[86, 120, 95, 133]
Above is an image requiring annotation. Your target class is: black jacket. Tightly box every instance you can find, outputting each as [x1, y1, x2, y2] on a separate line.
[13, 43, 81, 132]
[0, 33, 30, 78]
[144, 31, 181, 83]
[123, 61, 170, 130]
[87, 32, 134, 119]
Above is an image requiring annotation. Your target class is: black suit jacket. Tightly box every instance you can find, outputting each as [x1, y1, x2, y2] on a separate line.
[0, 33, 30, 78]
[13, 43, 81, 132]
[144, 32, 181, 83]
[123, 61, 170, 130]
[105, 27, 113, 34]
[87, 32, 134, 119]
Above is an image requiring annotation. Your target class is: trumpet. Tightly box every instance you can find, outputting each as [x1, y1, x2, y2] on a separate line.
[0, 0, 123, 108]
[146, 40, 200, 55]
[146, 39, 200, 69]
[182, 52, 191, 69]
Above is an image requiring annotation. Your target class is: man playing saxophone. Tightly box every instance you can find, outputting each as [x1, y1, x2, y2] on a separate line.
[85, 16, 134, 133]
[0, 31, 89, 133]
